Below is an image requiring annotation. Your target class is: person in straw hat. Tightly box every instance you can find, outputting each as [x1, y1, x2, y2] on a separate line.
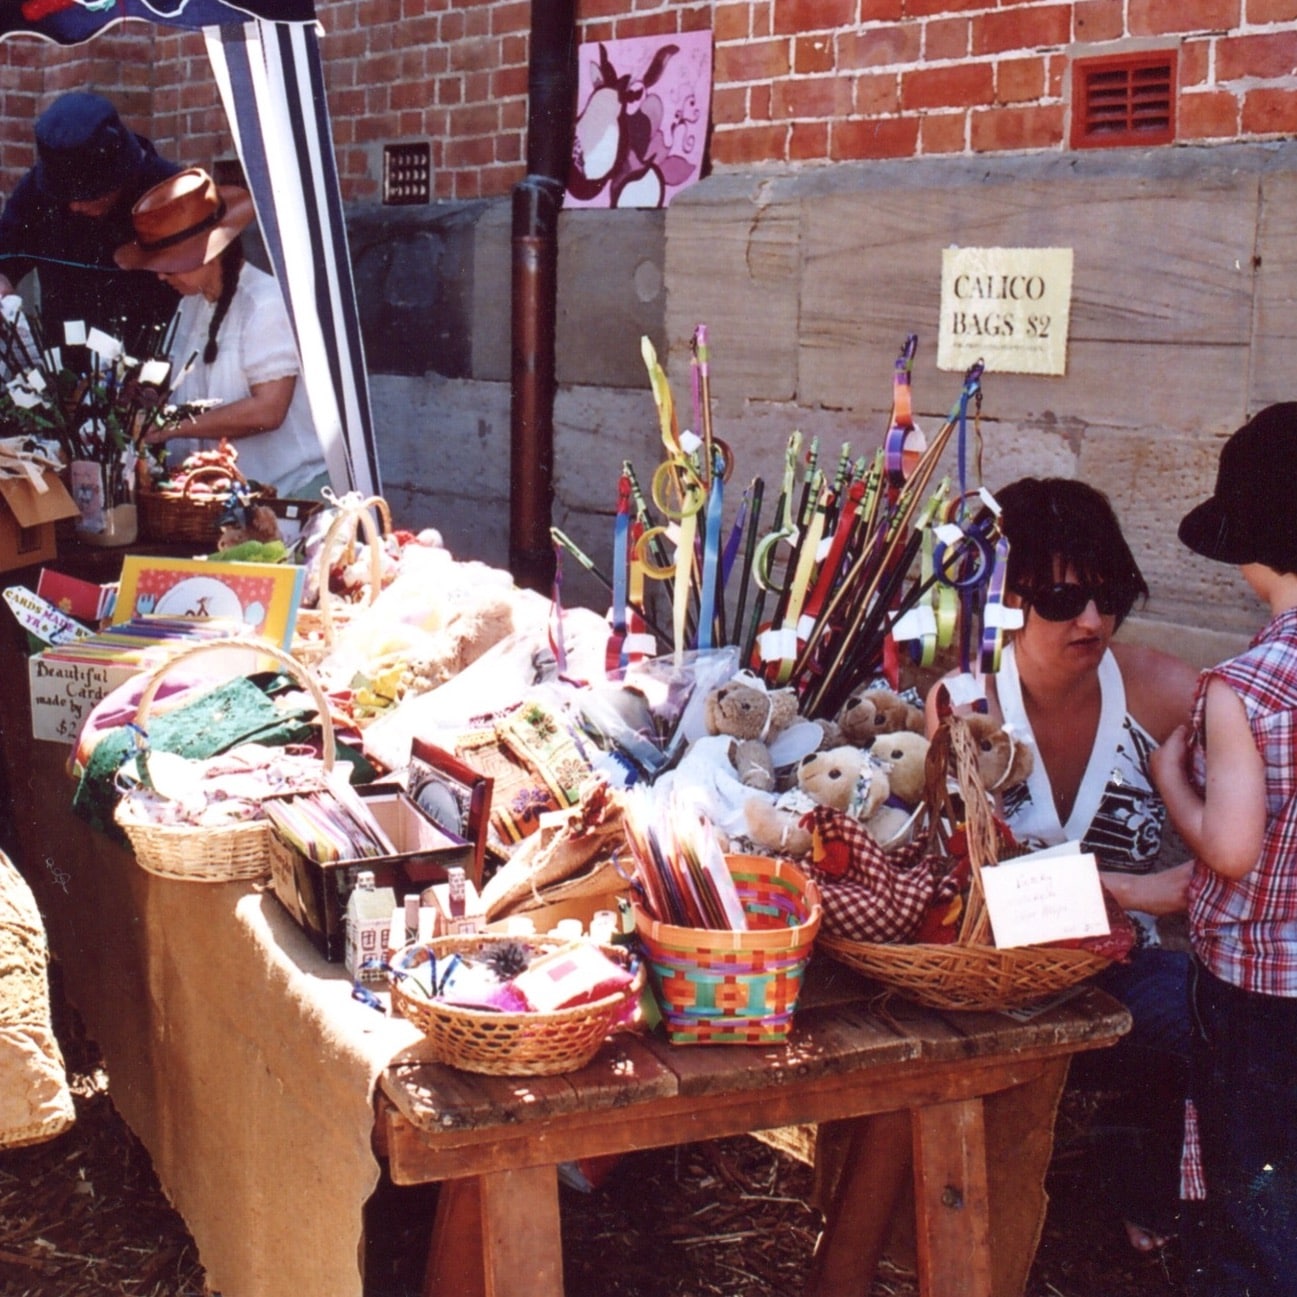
[115, 166, 328, 498]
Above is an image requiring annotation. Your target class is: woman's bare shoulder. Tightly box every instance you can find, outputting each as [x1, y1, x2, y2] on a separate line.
[1111, 641, 1199, 742]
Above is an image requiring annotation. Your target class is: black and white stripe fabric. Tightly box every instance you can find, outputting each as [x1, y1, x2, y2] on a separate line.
[206, 18, 380, 497]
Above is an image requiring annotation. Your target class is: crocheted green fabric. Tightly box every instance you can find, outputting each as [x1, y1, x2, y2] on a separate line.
[75, 673, 321, 839]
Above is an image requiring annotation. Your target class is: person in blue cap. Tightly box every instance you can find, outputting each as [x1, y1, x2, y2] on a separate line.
[0, 91, 180, 348]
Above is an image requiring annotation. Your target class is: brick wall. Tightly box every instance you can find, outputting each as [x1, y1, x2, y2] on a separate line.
[2, 3, 1295, 205]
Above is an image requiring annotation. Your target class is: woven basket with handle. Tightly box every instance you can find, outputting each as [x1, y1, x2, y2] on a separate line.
[292, 495, 393, 666]
[138, 462, 257, 546]
[390, 934, 644, 1076]
[818, 716, 1112, 1011]
[113, 639, 335, 883]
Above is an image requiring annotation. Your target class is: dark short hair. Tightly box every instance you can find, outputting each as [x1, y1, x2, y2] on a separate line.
[995, 477, 1149, 627]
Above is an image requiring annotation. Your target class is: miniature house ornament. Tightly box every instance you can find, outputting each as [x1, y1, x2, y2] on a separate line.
[345, 869, 396, 983]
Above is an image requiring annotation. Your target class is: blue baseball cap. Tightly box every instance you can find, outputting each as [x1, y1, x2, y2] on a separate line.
[35, 92, 145, 206]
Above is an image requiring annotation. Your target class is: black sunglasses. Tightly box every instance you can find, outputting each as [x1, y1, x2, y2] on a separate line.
[1024, 582, 1129, 622]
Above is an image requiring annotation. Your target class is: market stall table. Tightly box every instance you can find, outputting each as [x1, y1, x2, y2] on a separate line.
[379, 971, 1129, 1297]
[0, 567, 1130, 1297]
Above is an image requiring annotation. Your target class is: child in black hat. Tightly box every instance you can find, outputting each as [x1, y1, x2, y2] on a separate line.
[1151, 401, 1297, 1296]
[0, 92, 179, 344]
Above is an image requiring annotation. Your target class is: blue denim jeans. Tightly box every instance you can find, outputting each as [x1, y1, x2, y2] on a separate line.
[1183, 962, 1297, 1297]
[1068, 946, 1192, 1235]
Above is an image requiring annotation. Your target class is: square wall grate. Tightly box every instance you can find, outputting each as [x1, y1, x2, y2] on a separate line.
[383, 142, 431, 205]
[1071, 52, 1177, 149]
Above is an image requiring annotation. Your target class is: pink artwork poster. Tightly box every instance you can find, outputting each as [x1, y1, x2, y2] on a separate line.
[566, 29, 712, 210]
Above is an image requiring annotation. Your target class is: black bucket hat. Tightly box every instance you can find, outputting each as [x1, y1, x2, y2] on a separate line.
[1179, 403, 1297, 572]
[35, 92, 145, 206]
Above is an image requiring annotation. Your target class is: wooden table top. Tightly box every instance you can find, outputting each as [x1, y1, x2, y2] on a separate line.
[379, 958, 1130, 1171]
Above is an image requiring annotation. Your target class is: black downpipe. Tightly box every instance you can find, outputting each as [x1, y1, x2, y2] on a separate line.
[510, 1, 577, 593]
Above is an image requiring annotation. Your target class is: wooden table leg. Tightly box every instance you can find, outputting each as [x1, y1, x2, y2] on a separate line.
[802, 1109, 913, 1297]
[480, 1165, 563, 1297]
[424, 1179, 485, 1297]
[912, 1097, 992, 1297]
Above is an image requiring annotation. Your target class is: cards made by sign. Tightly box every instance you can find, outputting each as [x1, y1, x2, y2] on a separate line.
[980, 842, 1111, 948]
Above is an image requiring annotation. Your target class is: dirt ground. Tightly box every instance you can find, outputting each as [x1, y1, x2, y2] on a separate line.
[0, 971, 1189, 1297]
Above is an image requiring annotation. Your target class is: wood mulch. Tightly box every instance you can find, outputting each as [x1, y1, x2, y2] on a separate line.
[0, 969, 1187, 1297]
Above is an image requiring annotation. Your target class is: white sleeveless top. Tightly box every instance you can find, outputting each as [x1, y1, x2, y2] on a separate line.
[995, 641, 1167, 875]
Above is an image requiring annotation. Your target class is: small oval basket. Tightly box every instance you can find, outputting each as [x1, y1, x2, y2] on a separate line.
[113, 640, 335, 884]
[389, 935, 644, 1076]
[634, 854, 822, 1046]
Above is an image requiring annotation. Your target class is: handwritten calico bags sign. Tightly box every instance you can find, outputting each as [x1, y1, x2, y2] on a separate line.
[938, 247, 1074, 376]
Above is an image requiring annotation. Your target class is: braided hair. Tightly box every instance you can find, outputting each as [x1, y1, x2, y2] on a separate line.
[203, 238, 245, 364]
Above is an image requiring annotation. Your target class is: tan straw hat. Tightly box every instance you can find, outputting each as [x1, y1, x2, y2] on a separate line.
[114, 166, 255, 274]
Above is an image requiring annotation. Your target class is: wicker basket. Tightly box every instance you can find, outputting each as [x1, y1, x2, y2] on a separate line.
[113, 639, 335, 883]
[137, 463, 255, 547]
[390, 935, 643, 1076]
[816, 932, 1109, 1011]
[634, 854, 822, 1046]
[292, 495, 392, 665]
[816, 716, 1116, 1012]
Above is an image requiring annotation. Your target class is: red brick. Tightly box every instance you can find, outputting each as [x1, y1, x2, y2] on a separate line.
[789, 119, 830, 160]
[491, 0, 529, 34]
[904, 61, 995, 111]
[448, 103, 501, 137]
[582, 0, 628, 18]
[612, 14, 681, 39]
[924, 17, 971, 62]
[973, 6, 1073, 56]
[1176, 89, 1238, 138]
[445, 135, 496, 167]
[908, 0, 984, 13]
[794, 33, 836, 75]
[773, 0, 854, 35]
[1217, 31, 1297, 81]
[581, 21, 615, 43]
[832, 114, 921, 159]
[713, 84, 749, 124]
[713, 122, 791, 165]
[861, 0, 904, 17]
[998, 55, 1047, 103]
[839, 24, 922, 69]
[855, 71, 900, 116]
[715, 37, 792, 83]
[1074, 0, 1125, 40]
[1242, 85, 1297, 132]
[1130, 0, 1242, 33]
[1180, 38, 1212, 86]
[437, 77, 464, 106]
[464, 70, 493, 102]
[715, 2, 752, 42]
[969, 103, 1065, 151]
[772, 74, 852, 119]
[1247, 0, 1297, 18]
[751, 83, 773, 119]
[492, 64, 529, 98]
[920, 111, 969, 154]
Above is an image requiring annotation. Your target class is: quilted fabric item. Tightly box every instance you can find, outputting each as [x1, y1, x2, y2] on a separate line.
[801, 806, 959, 943]
[0, 850, 75, 1149]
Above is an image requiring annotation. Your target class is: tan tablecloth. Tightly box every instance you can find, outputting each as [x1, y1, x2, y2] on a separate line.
[21, 762, 427, 1297]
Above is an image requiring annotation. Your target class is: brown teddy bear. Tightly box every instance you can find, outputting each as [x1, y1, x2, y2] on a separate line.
[836, 686, 925, 746]
[862, 729, 931, 809]
[744, 745, 903, 857]
[961, 712, 1034, 793]
[703, 678, 802, 793]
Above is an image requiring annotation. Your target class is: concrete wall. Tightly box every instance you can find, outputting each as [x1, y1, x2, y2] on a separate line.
[357, 140, 1297, 669]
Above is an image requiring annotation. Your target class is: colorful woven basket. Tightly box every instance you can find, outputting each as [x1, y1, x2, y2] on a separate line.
[634, 854, 822, 1046]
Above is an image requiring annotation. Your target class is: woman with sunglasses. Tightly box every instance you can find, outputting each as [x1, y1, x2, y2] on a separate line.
[926, 476, 1199, 1255]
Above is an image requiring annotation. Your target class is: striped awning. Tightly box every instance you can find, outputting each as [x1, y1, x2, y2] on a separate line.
[0, 0, 380, 496]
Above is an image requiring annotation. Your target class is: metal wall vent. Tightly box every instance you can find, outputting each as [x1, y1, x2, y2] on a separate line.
[382, 142, 432, 205]
[1071, 52, 1176, 149]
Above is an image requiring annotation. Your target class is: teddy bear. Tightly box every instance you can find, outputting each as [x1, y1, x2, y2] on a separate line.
[836, 686, 925, 746]
[864, 729, 931, 808]
[960, 712, 1034, 793]
[744, 745, 906, 857]
[703, 677, 808, 793]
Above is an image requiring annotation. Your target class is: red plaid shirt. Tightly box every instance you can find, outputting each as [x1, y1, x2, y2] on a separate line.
[1188, 606, 1297, 996]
